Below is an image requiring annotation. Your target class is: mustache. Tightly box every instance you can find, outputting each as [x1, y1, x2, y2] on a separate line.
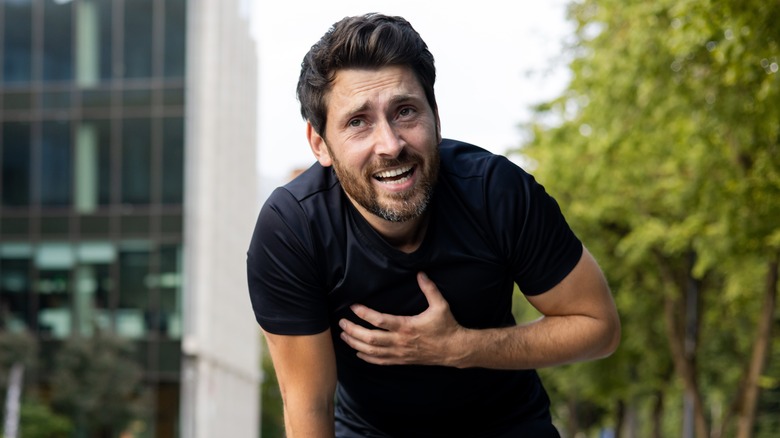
[368, 150, 421, 172]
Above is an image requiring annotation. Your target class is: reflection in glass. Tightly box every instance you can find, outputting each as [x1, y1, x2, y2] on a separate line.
[75, 242, 115, 335]
[36, 243, 75, 339]
[0, 244, 34, 332]
[41, 121, 72, 206]
[159, 245, 182, 338]
[2, 0, 33, 83]
[122, 118, 152, 204]
[123, 0, 154, 79]
[76, 120, 111, 212]
[118, 242, 151, 338]
[1, 122, 31, 206]
[37, 269, 72, 338]
[43, 0, 74, 82]
[76, 0, 98, 86]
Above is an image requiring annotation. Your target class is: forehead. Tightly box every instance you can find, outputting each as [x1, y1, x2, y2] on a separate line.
[326, 65, 426, 112]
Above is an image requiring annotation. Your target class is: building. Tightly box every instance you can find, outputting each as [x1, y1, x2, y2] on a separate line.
[0, 0, 260, 436]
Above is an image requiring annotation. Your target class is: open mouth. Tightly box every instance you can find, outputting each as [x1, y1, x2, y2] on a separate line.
[373, 165, 415, 184]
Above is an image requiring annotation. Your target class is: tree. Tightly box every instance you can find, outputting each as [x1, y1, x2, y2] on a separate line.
[49, 332, 150, 436]
[520, 0, 779, 436]
[19, 400, 73, 438]
[260, 338, 285, 438]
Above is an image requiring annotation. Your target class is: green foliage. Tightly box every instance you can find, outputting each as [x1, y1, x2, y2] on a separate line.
[49, 332, 150, 436]
[260, 338, 285, 438]
[0, 331, 36, 393]
[19, 400, 73, 438]
[519, 0, 779, 434]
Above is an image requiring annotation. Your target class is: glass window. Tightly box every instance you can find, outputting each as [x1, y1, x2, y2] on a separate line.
[2, 0, 33, 83]
[37, 269, 72, 338]
[162, 117, 184, 204]
[43, 0, 74, 82]
[42, 91, 72, 110]
[41, 121, 73, 206]
[123, 88, 153, 108]
[81, 88, 112, 111]
[76, 120, 111, 212]
[36, 243, 76, 339]
[0, 217, 30, 237]
[0, 244, 34, 332]
[118, 242, 151, 338]
[164, 0, 187, 78]
[75, 242, 115, 335]
[121, 118, 152, 204]
[123, 0, 154, 79]
[2, 122, 31, 206]
[162, 86, 185, 107]
[2, 91, 33, 111]
[40, 215, 70, 236]
[76, 0, 113, 86]
[159, 244, 182, 338]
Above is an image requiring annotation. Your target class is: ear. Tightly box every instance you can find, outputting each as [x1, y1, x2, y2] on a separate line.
[307, 122, 333, 167]
[434, 111, 442, 144]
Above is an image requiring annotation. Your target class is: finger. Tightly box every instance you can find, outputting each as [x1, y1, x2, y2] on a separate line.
[417, 272, 447, 307]
[339, 319, 394, 359]
[339, 318, 391, 347]
[350, 304, 402, 331]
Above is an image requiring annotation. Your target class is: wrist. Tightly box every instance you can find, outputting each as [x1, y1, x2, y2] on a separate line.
[446, 326, 475, 369]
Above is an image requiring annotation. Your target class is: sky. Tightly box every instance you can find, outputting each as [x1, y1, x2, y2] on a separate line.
[253, 0, 573, 186]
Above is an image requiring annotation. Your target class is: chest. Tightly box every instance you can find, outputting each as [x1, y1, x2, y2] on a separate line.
[326, 218, 516, 329]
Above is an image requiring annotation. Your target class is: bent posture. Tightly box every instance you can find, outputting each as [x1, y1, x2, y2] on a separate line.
[247, 13, 620, 437]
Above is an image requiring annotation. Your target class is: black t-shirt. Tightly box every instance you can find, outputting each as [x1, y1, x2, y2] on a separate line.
[247, 139, 582, 436]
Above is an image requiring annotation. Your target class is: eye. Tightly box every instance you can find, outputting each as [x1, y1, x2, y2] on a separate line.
[398, 107, 415, 118]
[348, 118, 364, 127]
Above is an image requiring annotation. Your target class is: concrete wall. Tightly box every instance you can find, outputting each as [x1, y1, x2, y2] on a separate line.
[181, 0, 261, 436]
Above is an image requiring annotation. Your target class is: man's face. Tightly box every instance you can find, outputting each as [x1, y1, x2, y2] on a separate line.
[316, 65, 441, 223]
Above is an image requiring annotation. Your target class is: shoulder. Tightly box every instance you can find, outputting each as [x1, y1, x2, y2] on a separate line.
[250, 163, 344, 259]
[438, 139, 537, 199]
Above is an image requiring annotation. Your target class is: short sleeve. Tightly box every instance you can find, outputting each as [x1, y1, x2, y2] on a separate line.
[486, 157, 582, 295]
[246, 187, 330, 335]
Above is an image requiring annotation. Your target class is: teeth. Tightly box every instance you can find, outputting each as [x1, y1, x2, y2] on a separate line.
[375, 166, 412, 179]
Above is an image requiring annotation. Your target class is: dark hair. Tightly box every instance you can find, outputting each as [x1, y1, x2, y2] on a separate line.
[297, 13, 437, 135]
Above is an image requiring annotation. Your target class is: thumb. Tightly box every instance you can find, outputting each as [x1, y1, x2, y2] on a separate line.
[417, 272, 447, 307]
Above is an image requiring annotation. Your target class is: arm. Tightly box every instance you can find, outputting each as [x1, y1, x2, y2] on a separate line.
[338, 246, 620, 369]
[263, 329, 337, 437]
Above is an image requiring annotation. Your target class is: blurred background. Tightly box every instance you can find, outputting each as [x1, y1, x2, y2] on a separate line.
[0, 0, 777, 437]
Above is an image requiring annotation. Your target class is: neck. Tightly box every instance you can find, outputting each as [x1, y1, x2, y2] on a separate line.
[352, 201, 430, 253]
[378, 213, 430, 253]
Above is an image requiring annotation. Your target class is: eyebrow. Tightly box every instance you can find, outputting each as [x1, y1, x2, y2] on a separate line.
[343, 94, 422, 118]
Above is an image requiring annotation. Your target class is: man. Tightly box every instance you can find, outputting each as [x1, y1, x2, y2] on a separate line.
[247, 13, 620, 437]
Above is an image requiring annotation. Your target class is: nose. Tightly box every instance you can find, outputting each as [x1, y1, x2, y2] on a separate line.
[372, 120, 404, 158]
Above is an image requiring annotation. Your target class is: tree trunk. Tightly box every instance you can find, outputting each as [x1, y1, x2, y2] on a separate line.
[659, 252, 709, 438]
[566, 395, 579, 438]
[663, 294, 709, 438]
[614, 399, 625, 438]
[651, 389, 664, 438]
[736, 256, 778, 438]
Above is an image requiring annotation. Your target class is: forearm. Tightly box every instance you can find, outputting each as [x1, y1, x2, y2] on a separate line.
[263, 330, 337, 438]
[282, 396, 335, 438]
[448, 312, 620, 370]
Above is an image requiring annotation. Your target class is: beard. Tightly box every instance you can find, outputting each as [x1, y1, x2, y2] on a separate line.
[330, 146, 440, 223]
